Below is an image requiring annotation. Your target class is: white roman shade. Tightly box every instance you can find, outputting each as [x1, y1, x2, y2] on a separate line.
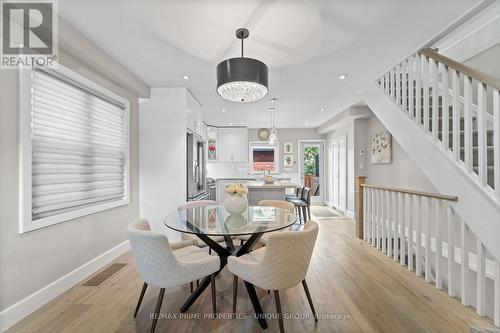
[19, 66, 130, 232]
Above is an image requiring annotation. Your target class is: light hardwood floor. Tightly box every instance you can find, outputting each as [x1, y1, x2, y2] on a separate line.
[7, 217, 495, 333]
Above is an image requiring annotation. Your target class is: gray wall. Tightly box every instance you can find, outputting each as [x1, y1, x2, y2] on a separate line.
[0, 20, 145, 311]
[463, 42, 500, 80]
[324, 115, 436, 216]
[361, 116, 437, 192]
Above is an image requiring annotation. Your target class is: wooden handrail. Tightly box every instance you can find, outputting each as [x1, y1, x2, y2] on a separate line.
[420, 48, 500, 91]
[360, 183, 458, 202]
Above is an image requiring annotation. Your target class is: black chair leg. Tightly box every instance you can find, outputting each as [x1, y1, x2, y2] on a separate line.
[209, 247, 212, 255]
[302, 280, 318, 322]
[133, 282, 148, 318]
[190, 281, 193, 293]
[211, 274, 217, 314]
[274, 290, 285, 333]
[150, 288, 165, 333]
[307, 205, 311, 221]
[232, 275, 238, 313]
[302, 206, 307, 223]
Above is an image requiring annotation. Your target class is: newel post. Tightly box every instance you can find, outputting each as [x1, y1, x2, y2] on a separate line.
[355, 176, 367, 239]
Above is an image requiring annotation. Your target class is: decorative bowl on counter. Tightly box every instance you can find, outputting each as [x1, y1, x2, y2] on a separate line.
[264, 175, 274, 183]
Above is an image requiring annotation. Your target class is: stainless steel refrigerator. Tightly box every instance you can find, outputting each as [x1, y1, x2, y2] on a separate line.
[187, 132, 207, 201]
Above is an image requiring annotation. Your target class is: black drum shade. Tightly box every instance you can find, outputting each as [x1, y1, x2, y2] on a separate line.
[216, 28, 269, 103]
[216, 57, 268, 103]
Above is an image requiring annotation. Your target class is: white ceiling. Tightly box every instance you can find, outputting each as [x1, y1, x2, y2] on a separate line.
[59, 0, 480, 128]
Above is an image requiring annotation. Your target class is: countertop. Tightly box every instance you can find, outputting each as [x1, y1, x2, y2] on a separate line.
[246, 181, 299, 189]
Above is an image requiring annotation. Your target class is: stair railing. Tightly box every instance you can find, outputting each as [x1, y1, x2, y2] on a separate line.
[378, 49, 500, 200]
[356, 176, 500, 326]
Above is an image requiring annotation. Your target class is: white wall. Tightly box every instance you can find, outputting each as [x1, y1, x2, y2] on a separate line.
[0, 18, 146, 329]
[139, 88, 187, 241]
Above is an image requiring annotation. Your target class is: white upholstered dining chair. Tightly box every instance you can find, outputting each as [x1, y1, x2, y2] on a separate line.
[127, 219, 220, 333]
[237, 200, 295, 246]
[177, 200, 226, 254]
[228, 220, 319, 333]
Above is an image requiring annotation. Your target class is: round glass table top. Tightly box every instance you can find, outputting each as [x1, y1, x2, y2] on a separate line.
[164, 204, 299, 236]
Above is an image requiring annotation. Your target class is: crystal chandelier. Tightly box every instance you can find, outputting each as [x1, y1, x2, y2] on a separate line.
[216, 28, 269, 103]
[268, 98, 279, 145]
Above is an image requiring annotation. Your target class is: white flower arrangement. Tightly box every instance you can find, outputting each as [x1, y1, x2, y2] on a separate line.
[225, 183, 248, 196]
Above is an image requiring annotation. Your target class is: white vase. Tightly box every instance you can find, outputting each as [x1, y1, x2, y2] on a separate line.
[224, 194, 248, 214]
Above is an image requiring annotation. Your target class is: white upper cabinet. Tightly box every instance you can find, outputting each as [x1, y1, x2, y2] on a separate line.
[186, 91, 203, 136]
[217, 128, 248, 162]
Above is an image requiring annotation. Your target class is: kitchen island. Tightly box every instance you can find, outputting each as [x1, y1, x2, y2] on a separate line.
[246, 181, 299, 205]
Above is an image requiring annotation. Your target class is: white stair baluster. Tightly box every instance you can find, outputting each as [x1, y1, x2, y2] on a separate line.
[425, 197, 432, 283]
[393, 191, 398, 261]
[407, 194, 414, 271]
[493, 89, 500, 200]
[415, 53, 422, 125]
[371, 188, 376, 246]
[440, 63, 450, 150]
[376, 189, 380, 249]
[476, 239, 486, 316]
[381, 190, 386, 253]
[435, 199, 442, 289]
[431, 59, 439, 140]
[494, 260, 500, 326]
[422, 56, 430, 131]
[400, 193, 406, 266]
[477, 82, 488, 186]
[416, 196, 422, 277]
[464, 75, 473, 173]
[461, 219, 469, 306]
[387, 190, 392, 257]
[385, 72, 390, 95]
[363, 186, 368, 241]
[389, 69, 395, 100]
[402, 60, 408, 112]
[452, 70, 460, 161]
[396, 65, 401, 107]
[408, 55, 415, 117]
[447, 205, 455, 297]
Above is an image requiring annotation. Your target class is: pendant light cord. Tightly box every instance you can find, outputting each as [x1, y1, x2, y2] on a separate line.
[241, 38, 244, 58]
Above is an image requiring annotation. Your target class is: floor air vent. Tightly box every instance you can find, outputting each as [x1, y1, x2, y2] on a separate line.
[82, 263, 126, 287]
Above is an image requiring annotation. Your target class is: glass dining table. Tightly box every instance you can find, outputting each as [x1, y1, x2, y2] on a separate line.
[164, 204, 299, 329]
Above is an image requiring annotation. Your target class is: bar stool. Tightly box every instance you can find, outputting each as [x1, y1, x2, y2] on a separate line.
[286, 186, 304, 217]
[289, 187, 311, 223]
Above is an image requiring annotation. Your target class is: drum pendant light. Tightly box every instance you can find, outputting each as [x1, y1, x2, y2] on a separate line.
[216, 28, 269, 103]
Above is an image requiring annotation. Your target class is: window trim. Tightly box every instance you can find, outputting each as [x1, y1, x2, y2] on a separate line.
[248, 141, 280, 174]
[19, 64, 131, 233]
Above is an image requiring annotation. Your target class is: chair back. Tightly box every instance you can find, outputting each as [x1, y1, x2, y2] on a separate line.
[127, 219, 183, 288]
[302, 187, 311, 205]
[296, 186, 304, 197]
[259, 220, 319, 290]
[177, 200, 217, 211]
[257, 200, 295, 211]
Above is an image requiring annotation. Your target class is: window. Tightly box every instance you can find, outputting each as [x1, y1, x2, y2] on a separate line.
[19, 65, 130, 233]
[249, 142, 279, 173]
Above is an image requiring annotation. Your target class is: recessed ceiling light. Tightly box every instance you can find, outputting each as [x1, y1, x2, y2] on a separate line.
[229, 122, 233, 125]
[305, 121, 309, 125]
[183, 75, 190, 80]
[320, 107, 326, 112]
[339, 74, 348, 80]
[221, 109, 226, 113]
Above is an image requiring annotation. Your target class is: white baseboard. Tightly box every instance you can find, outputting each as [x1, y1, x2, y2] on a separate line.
[0, 240, 130, 332]
[345, 210, 356, 219]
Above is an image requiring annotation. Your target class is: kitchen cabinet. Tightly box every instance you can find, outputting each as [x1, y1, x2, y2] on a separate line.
[186, 91, 203, 136]
[217, 128, 248, 162]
